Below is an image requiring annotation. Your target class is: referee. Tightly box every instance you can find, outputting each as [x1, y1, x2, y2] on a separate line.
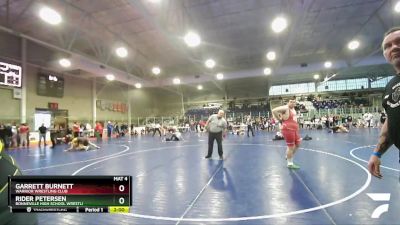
[204, 110, 227, 160]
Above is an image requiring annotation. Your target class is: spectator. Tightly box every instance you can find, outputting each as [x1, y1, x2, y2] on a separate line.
[18, 123, 29, 148]
[38, 123, 47, 147]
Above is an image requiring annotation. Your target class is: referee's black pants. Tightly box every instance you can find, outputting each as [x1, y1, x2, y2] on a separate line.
[247, 125, 254, 137]
[207, 131, 223, 157]
[153, 128, 162, 137]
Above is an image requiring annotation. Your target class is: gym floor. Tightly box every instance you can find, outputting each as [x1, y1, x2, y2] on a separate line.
[7, 128, 399, 225]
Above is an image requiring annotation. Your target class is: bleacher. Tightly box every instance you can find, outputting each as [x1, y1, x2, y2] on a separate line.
[311, 98, 369, 110]
[185, 108, 219, 118]
[296, 101, 310, 113]
[228, 105, 269, 115]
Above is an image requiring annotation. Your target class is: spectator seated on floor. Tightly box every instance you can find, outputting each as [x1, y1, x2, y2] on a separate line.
[329, 125, 349, 133]
[237, 130, 245, 135]
[165, 129, 183, 141]
[272, 131, 284, 141]
[230, 123, 245, 135]
[55, 133, 73, 145]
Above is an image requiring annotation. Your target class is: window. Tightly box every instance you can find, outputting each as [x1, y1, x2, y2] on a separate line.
[317, 83, 326, 92]
[371, 76, 394, 88]
[297, 83, 309, 93]
[336, 80, 346, 91]
[269, 86, 282, 95]
[308, 83, 316, 92]
[269, 82, 316, 95]
[269, 76, 393, 96]
[346, 79, 357, 90]
[354, 78, 368, 89]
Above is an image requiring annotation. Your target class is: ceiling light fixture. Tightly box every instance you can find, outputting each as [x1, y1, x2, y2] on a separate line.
[324, 61, 332, 68]
[313, 74, 320, 80]
[135, 83, 142, 88]
[266, 51, 276, 61]
[271, 16, 288, 33]
[348, 40, 360, 50]
[106, 74, 115, 81]
[59, 58, 71, 68]
[39, 6, 62, 25]
[152, 67, 161, 75]
[216, 73, 224, 80]
[205, 59, 216, 68]
[184, 31, 201, 47]
[395, 1, 400, 12]
[173, 78, 181, 85]
[197, 85, 203, 90]
[116, 47, 128, 58]
[264, 67, 272, 75]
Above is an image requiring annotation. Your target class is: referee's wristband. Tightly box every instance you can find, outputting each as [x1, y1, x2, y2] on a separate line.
[372, 152, 382, 158]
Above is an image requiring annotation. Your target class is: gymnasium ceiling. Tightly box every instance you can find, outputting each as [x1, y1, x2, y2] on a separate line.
[0, 0, 399, 92]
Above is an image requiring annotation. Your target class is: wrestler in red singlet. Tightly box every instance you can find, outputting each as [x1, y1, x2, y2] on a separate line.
[281, 108, 301, 147]
[272, 99, 301, 169]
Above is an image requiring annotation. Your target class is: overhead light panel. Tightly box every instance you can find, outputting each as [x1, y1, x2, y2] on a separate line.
[395, 1, 400, 12]
[321, 73, 337, 83]
[39, 6, 62, 25]
[313, 74, 320, 80]
[59, 58, 71, 68]
[263, 67, 272, 75]
[116, 47, 128, 58]
[197, 85, 203, 90]
[271, 16, 288, 33]
[135, 83, 142, 88]
[106, 74, 115, 81]
[324, 61, 332, 68]
[348, 40, 360, 50]
[184, 31, 201, 47]
[173, 78, 181, 85]
[205, 59, 216, 68]
[266, 51, 276, 61]
[152, 67, 161, 75]
[216, 73, 224, 80]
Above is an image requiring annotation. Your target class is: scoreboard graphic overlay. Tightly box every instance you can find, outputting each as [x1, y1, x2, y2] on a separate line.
[8, 176, 132, 213]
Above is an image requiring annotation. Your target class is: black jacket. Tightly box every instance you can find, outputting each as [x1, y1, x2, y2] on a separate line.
[0, 144, 37, 225]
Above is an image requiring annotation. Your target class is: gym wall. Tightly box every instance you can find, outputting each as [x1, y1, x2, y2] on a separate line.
[129, 88, 183, 117]
[96, 82, 129, 122]
[25, 66, 92, 124]
[0, 87, 20, 122]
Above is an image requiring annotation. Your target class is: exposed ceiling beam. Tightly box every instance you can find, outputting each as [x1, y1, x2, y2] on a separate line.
[331, 0, 388, 62]
[10, 0, 35, 28]
[67, 13, 89, 50]
[59, 0, 150, 73]
[56, 32, 67, 49]
[83, 36, 103, 59]
[376, 11, 389, 31]
[6, 0, 10, 26]
[276, 0, 315, 70]
[126, 0, 225, 92]
[350, 45, 382, 67]
[0, 25, 151, 84]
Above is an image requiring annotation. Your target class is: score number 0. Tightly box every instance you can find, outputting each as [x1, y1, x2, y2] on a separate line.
[118, 185, 126, 205]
